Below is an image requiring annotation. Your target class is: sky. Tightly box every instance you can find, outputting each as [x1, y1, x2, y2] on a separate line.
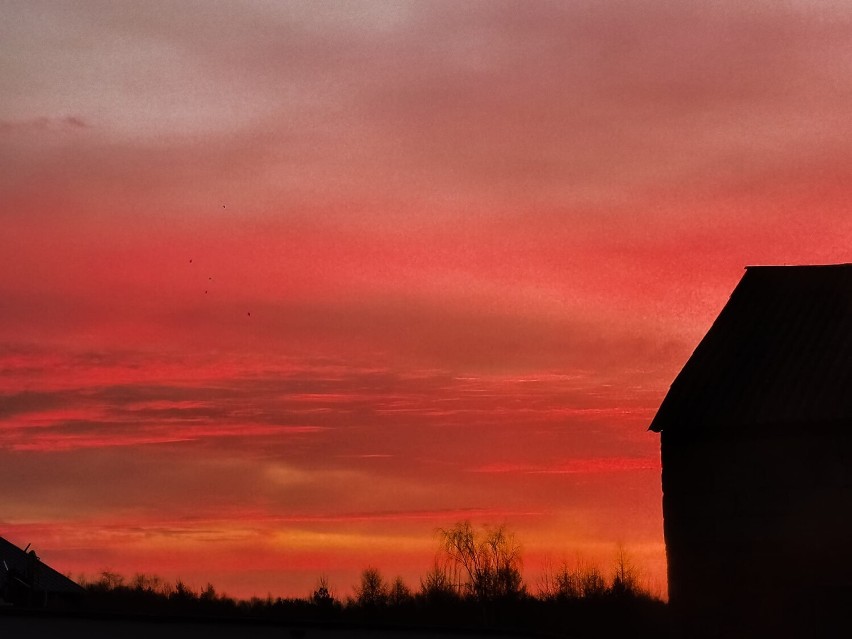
[2, 0, 852, 600]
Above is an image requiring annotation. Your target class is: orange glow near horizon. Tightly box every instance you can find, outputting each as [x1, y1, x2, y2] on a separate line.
[3, 0, 852, 601]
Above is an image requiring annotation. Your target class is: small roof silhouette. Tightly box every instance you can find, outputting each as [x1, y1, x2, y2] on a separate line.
[650, 264, 852, 435]
[0, 537, 84, 595]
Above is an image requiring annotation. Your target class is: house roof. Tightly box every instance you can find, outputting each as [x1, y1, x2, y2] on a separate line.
[650, 264, 852, 435]
[0, 536, 85, 595]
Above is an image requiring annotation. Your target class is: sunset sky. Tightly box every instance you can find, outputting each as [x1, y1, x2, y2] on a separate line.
[3, 0, 852, 600]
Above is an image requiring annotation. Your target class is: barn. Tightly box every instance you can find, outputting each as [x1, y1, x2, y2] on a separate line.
[650, 264, 852, 637]
[0, 536, 85, 607]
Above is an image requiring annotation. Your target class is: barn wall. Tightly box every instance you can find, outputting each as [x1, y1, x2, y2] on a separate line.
[661, 426, 852, 637]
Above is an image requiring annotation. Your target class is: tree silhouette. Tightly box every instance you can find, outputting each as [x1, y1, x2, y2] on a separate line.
[354, 567, 388, 607]
[438, 521, 524, 600]
[310, 575, 335, 608]
[66, 540, 669, 638]
[388, 576, 413, 606]
[610, 545, 639, 597]
[420, 559, 457, 603]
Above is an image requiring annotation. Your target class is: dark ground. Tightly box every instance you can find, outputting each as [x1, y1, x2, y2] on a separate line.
[0, 609, 549, 639]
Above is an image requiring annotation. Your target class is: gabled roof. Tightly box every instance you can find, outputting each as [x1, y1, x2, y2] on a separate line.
[0, 536, 85, 595]
[650, 264, 852, 434]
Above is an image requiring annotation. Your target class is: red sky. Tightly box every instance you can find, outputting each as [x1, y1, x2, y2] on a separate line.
[2, 0, 852, 600]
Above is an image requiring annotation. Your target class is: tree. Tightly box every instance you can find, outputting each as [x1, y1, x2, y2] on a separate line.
[610, 545, 639, 596]
[388, 576, 413, 606]
[96, 570, 124, 590]
[354, 567, 388, 607]
[130, 573, 164, 594]
[199, 582, 218, 602]
[540, 558, 582, 600]
[310, 575, 335, 608]
[420, 560, 457, 603]
[438, 521, 524, 600]
[580, 565, 607, 598]
[170, 579, 196, 603]
[539, 557, 609, 600]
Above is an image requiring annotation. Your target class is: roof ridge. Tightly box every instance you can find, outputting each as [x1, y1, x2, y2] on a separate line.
[744, 263, 852, 269]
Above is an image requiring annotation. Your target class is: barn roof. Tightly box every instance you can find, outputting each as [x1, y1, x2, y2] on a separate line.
[649, 264, 852, 434]
[0, 536, 85, 595]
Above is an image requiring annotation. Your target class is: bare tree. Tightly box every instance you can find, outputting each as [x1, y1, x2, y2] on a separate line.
[420, 560, 457, 602]
[388, 576, 413, 605]
[539, 558, 582, 600]
[354, 567, 388, 607]
[611, 545, 639, 596]
[539, 557, 605, 600]
[97, 570, 125, 590]
[581, 565, 607, 598]
[438, 521, 524, 600]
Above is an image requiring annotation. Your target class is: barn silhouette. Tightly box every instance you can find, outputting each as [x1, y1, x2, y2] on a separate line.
[650, 264, 852, 637]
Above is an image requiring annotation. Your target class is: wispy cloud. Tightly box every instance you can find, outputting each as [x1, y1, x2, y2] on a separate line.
[0, 115, 88, 133]
[0, 348, 661, 452]
[471, 457, 659, 475]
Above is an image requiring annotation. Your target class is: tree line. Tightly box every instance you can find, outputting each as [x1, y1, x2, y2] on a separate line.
[71, 522, 671, 637]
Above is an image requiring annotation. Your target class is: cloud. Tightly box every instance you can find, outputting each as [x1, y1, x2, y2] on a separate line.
[0, 345, 668, 453]
[4, 1, 852, 219]
[0, 345, 662, 534]
[0, 390, 72, 419]
[0, 115, 88, 133]
[471, 457, 659, 475]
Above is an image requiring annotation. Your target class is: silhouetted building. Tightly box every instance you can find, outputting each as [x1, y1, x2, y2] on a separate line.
[650, 264, 852, 637]
[0, 537, 84, 607]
